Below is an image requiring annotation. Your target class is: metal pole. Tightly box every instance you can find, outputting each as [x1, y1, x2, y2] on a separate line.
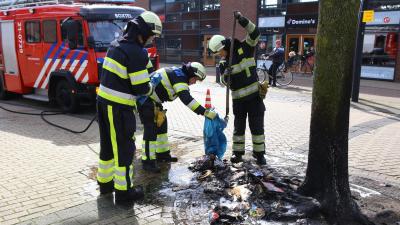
[225, 11, 238, 121]
[352, 0, 367, 102]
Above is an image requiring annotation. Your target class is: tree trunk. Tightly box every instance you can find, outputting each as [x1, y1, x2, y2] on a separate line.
[298, 0, 373, 224]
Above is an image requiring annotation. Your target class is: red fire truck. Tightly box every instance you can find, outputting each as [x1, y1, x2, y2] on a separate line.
[0, 1, 159, 112]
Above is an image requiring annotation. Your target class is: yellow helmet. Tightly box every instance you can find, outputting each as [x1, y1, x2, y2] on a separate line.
[189, 62, 206, 81]
[208, 35, 226, 53]
[139, 11, 162, 37]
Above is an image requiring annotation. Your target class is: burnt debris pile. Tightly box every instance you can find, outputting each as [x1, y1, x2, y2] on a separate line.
[188, 156, 322, 224]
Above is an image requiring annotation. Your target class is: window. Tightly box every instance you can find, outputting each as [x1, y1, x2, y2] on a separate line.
[202, 0, 220, 10]
[166, 14, 180, 22]
[183, 21, 199, 30]
[185, 0, 198, 12]
[166, 38, 181, 49]
[43, 20, 57, 43]
[61, 20, 84, 47]
[25, 21, 40, 43]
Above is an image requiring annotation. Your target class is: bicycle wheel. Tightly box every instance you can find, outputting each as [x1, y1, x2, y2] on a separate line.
[276, 65, 293, 86]
[256, 68, 267, 83]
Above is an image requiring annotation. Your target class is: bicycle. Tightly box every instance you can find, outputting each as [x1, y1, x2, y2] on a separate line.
[256, 56, 293, 86]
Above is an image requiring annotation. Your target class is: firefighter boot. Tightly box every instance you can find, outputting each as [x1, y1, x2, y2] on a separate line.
[142, 160, 161, 173]
[230, 153, 243, 163]
[156, 151, 178, 162]
[253, 152, 266, 165]
[115, 186, 144, 205]
[99, 181, 114, 195]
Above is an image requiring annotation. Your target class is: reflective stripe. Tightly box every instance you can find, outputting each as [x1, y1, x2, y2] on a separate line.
[187, 99, 200, 111]
[245, 21, 256, 33]
[157, 133, 168, 142]
[232, 82, 259, 99]
[160, 69, 176, 100]
[129, 165, 134, 188]
[173, 83, 189, 93]
[129, 69, 150, 85]
[253, 143, 265, 152]
[103, 57, 128, 79]
[146, 59, 153, 69]
[156, 144, 169, 153]
[233, 135, 245, 142]
[107, 105, 119, 167]
[141, 141, 157, 160]
[98, 85, 136, 106]
[245, 21, 259, 46]
[231, 57, 256, 75]
[97, 159, 114, 183]
[150, 92, 162, 103]
[232, 143, 245, 151]
[252, 134, 265, 143]
[238, 48, 244, 55]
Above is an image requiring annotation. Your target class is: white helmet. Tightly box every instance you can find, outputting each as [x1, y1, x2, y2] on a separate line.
[208, 35, 226, 53]
[190, 62, 206, 81]
[139, 11, 162, 37]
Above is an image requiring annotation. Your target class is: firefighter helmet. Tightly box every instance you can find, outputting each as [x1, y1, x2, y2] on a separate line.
[208, 35, 226, 53]
[189, 62, 206, 81]
[139, 11, 162, 37]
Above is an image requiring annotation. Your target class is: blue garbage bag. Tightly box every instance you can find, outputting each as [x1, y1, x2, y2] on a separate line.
[137, 72, 162, 105]
[203, 111, 227, 159]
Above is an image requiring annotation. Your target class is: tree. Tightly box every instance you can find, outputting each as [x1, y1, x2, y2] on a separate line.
[298, 0, 373, 224]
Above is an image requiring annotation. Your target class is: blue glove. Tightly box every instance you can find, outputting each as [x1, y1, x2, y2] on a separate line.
[150, 73, 162, 86]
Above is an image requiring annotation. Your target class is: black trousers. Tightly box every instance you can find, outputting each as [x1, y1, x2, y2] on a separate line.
[137, 99, 168, 161]
[232, 97, 266, 155]
[268, 62, 281, 85]
[96, 101, 136, 191]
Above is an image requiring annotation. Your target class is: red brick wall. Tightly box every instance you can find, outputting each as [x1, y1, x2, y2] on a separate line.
[220, 0, 257, 40]
[132, 0, 150, 10]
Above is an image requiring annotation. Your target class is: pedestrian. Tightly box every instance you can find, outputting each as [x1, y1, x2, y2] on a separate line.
[96, 11, 162, 204]
[267, 39, 284, 87]
[208, 12, 267, 165]
[138, 62, 217, 172]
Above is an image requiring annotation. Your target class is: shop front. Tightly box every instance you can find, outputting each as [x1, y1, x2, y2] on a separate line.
[361, 10, 400, 81]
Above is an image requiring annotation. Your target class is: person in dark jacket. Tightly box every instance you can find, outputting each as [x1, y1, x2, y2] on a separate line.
[267, 39, 284, 87]
[96, 11, 162, 204]
[138, 62, 217, 172]
[208, 12, 266, 165]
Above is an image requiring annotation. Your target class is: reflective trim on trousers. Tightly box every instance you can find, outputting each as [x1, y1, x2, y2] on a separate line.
[114, 167, 128, 191]
[232, 143, 245, 152]
[252, 134, 265, 143]
[142, 140, 157, 160]
[253, 143, 265, 152]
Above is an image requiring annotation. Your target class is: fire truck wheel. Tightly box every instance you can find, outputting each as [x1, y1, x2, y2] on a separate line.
[55, 80, 79, 113]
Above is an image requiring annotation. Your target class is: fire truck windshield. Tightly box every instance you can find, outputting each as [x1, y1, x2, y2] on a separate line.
[88, 20, 126, 50]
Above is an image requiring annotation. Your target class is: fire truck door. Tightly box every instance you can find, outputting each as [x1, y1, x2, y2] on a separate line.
[20, 20, 44, 88]
[0, 21, 20, 77]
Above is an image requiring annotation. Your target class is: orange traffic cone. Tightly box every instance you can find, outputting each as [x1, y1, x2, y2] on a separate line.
[205, 89, 212, 109]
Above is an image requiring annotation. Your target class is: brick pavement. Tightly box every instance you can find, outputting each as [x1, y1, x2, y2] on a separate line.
[0, 73, 399, 224]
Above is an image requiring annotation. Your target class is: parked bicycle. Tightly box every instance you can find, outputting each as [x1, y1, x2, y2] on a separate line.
[256, 56, 293, 86]
[287, 51, 314, 75]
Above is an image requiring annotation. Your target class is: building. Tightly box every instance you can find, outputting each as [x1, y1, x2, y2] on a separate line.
[132, 0, 400, 82]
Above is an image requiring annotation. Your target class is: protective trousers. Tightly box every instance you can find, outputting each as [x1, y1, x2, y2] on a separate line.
[232, 97, 265, 155]
[96, 101, 136, 191]
[137, 99, 169, 162]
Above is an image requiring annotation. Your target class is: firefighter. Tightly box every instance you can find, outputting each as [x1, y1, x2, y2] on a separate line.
[208, 12, 266, 165]
[96, 11, 162, 204]
[138, 62, 217, 172]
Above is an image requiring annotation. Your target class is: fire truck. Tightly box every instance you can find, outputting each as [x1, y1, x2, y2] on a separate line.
[0, 0, 159, 112]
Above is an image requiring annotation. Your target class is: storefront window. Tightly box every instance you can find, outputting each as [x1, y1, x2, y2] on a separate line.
[361, 30, 398, 80]
[166, 38, 181, 49]
[185, 0, 198, 12]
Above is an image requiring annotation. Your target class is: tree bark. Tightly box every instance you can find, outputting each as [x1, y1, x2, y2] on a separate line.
[298, 0, 373, 224]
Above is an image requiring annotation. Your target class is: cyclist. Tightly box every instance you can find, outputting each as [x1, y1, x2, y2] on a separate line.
[265, 40, 284, 87]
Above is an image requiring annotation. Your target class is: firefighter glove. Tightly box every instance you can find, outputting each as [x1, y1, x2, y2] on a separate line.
[154, 106, 166, 127]
[259, 81, 269, 99]
[204, 109, 217, 120]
